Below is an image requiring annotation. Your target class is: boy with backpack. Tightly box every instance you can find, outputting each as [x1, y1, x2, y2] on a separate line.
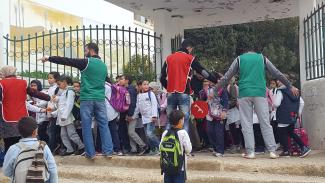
[274, 79, 311, 158]
[52, 75, 85, 156]
[133, 80, 160, 155]
[205, 78, 228, 157]
[3, 116, 58, 183]
[160, 110, 192, 183]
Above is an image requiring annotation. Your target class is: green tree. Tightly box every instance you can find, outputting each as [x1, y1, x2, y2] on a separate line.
[123, 54, 156, 82]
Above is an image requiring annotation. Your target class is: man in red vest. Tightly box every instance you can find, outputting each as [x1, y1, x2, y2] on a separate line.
[160, 39, 218, 132]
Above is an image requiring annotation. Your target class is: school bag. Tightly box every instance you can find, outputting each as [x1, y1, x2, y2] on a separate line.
[13, 141, 49, 183]
[288, 117, 309, 156]
[106, 83, 131, 112]
[207, 87, 225, 120]
[160, 129, 185, 176]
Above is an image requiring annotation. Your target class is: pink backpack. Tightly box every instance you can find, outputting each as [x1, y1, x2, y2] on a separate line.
[106, 84, 131, 112]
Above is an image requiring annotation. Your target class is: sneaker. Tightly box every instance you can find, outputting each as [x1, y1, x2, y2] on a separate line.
[148, 148, 160, 156]
[85, 154, 96, 160]
[270, 152, 279, 159]
[279, 151, 290, 157]
[104, 154, 113, 159]
[74, 148, 85, 156]
[138, 146, 149, 156]
[299, 146, 311, 158]
[255, 147, 265, 155]
[242, 153, 255, 159]
[60, 151, 74, 156]
[117, 151, 124, 156]
[214, 153, 224, 157]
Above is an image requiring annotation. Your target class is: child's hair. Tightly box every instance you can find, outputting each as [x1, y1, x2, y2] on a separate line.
[105, 76, 112, 84]
[137, 80, 143, 86]
[169, 110, 185, 126]
[121, 74, 133, 85]
[30, 80, 43, 91]
[73, 81, 80, 85]
[48, 72, 60, 81]
[18, 117, 38, 138]
[58, 75, 73, 85]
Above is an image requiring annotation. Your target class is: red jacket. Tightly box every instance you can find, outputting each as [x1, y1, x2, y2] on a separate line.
[0, 77, 28, 123]
[166, 52, 194, 94]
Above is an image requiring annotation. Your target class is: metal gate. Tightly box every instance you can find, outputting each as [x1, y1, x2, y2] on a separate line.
[3, 24, 163, 87]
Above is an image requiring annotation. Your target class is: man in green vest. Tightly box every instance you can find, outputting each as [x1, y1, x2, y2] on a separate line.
[217, 41, 299, 159]
[40, 43, 113, 159]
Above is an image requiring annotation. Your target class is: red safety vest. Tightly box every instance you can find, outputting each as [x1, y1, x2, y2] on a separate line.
[0, 77, 28, 123]
[166, 51, 194, 94]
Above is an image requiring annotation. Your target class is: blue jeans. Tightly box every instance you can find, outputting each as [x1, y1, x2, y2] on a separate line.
[144, 122, 160, 149]
[166, 93, 191, 132]
[164, 171, 185, 183]
[108, 118, 122, 152]
[80, 101, 113, 157]
[207, 120, 225, 154]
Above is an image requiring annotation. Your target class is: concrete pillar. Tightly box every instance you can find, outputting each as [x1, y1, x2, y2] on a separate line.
[299, 0, 325, 150]
[170, 15, 184, 37]
[153, 9, 172, 79]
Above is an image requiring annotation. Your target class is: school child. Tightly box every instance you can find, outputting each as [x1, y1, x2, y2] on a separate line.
[3, 117, 58, 183]
[160, 110, 192, 183]
[72, 81, 82, 139]
[205, 80, 228, 157]
[133, 80, 160, 155]
[274, 79, 311, 158]
[29, 80, 49, 143]
[53, 75, 85, 156]
[46, 72, 61, 153]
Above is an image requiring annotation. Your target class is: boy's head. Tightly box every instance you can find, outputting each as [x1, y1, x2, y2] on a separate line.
[73, 81, 81, 93]
[169, 110, 185, 128]
[18, 117, 38, 138]
[118, 74, 132, 86]
[136, 80, 143, 93]
[149, 82, 160, 94]
[85, 43, 99, 58]
[269, 79, 277, 89]
[181, 39, 194, 54]
[57, 75, 73, 89]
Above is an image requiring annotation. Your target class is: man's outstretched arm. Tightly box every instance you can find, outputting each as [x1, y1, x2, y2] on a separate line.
[40, 56, 88, 71]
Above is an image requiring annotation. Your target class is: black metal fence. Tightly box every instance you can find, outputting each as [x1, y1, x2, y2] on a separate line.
[3, 24, 162, 87]
[171, 35, 182, 53]
[304, 3, 325, 80]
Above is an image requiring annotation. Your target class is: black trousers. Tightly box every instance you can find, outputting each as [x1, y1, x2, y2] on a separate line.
[277, 124, 305, 152]
[48, 118, 61, 152]
[118, 113, 131, 152]
[229, 123, 242, 146]
[253, 124, 265, 148]
[38, 121, 49, 143]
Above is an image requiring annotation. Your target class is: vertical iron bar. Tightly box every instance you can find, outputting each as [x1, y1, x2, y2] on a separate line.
[35, 33, 38, 79]
[96, 25, 99, 45]
[315, 7, 320, 78]
[128, 27, 131, 69]
[153, 32, 157, 80]
[49, 30, 52, 72]
[76, 25, 80, 79]
[322, 4, 325, 77]
[122, 26, 125, 72]
[20, 35, 23, 78]
[56, 29, 59, 72]
[6, 34, 9, 65]
[307, 15, 312, 80]
[318, 5, 324, 77]
[148, 31, 151, 75]
[28, 34, 31, 83]
[42, 31, 45, 86]
[13, 36, 16, 67]
[89, 25, 92, 43]
[116, 25, 119, 76]
[83, 25, 86, 58]
[109, 25, 113, 79]
[70, 26, 73, 77]
[135, 28, 138, 60]
[141, 29, 144, 74]
[311, 11, 316, 79]
[63, 27, 66, 74]
[160, 34, 163, 79]
[103, 24, 106, 64]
